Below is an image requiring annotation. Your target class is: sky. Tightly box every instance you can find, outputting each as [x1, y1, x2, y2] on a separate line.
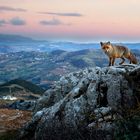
[0, 0, 140, 42]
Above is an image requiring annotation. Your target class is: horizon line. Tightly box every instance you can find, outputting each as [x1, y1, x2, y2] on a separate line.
[0, 33, 140, 44]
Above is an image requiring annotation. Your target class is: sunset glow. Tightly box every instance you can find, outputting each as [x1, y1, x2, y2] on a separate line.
[0, 0, 140, 42]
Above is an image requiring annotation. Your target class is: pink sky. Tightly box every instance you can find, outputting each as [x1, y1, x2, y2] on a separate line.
[0, 0, 140, 42]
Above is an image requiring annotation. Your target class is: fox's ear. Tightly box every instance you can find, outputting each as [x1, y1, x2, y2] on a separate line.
[100, 42, 103, 46]
[107, 41, 110, 45]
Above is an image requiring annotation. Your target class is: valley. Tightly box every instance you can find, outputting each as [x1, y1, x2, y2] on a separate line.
[0, 49, 109, 89]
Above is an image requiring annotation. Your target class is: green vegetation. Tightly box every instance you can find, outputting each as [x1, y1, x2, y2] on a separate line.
[114, 105, 140, 140]
[0, 130, 18, 140]
[0, 99, 15, 108]
[0, 79, 45, 95]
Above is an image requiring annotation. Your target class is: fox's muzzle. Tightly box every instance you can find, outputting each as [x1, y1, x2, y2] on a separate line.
[104, 49, 109, 54]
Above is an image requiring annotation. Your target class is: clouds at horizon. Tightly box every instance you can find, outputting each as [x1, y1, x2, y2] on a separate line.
[0, 0, 140, 42]
[9, 17, 26, 25]
[0, 19, 7, 26]
[0, 17, 26, 26]
[39, 12, 83, 17]
[40, 18, 71, 26]
[0, 6, 27, 12]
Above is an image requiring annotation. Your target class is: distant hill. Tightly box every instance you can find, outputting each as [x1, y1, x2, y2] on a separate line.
[0, 34, 140, 53]
[0, 79, 45, 96]
[50, 49, 66, 55]
[0, 34, 56, 53]
[0, 34, 34, 42]
[117, 43, 140, 50]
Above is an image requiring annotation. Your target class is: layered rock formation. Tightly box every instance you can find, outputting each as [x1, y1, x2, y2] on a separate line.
[20, 64, 140, 140]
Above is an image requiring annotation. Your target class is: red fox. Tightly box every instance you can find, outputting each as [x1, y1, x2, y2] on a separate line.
[100, 41, 137, 66]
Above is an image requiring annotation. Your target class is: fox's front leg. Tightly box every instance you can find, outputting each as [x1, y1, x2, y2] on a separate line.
[109, 57, 115, 66]
[109, 57, 112, 66]
[112, 58, 115, 66]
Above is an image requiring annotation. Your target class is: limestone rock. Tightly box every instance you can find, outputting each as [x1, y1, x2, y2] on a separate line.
[9, 100, 36, 111]
[20, 65, 140, 140]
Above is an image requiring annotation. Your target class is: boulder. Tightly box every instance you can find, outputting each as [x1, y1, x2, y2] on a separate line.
[9, 100, 36, 111]
[20, 65, 140, 140]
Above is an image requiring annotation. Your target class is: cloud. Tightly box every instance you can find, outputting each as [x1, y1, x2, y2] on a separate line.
[9, 17, 26, 26]
[0, 19, 7, 26]
[40, 18, 68, 26]
[0, 6, 26, 12]
[39, 12, 83, 17]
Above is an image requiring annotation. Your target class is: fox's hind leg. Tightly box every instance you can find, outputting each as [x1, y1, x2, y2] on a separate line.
[119, 57, 125, 65]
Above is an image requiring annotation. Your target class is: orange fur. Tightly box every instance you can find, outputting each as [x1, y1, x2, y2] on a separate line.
[100, 41, 138, 66]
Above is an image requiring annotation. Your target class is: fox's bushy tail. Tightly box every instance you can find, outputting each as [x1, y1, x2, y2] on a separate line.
[130, 52, 138, 64]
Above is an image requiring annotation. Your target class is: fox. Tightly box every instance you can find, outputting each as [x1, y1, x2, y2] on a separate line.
[100, 41, 137, 66]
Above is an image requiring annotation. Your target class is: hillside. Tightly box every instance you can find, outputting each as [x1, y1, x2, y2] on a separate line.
[0, 49, 108, 89]
[0, 79, 44, 109]
[0, 79, 44, 138]
[0, 79, 45, 95]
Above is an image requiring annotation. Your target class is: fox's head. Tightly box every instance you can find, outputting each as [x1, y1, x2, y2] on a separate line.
[100, 41, 112, 53]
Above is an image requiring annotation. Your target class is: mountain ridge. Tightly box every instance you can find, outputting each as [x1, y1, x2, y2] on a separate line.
[0, 34, 140, 53]
[0, 34, 34, 42]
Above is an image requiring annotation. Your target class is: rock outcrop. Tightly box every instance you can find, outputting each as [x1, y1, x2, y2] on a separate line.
[9, 100, 36, 111]
[20, 65, 140, 140]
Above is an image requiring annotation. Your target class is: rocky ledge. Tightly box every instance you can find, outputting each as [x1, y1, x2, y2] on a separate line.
[20, 64, 140, 140]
